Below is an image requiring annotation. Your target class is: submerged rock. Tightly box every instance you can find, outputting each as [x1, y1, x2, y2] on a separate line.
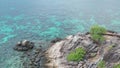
[13, 40, 34, 51]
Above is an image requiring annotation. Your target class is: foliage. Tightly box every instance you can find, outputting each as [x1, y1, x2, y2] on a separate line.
[67, 47, 86, 61]
[90, 25, 106, 42]
[97, 60, 106, 68]
[113, 64, 120, 68]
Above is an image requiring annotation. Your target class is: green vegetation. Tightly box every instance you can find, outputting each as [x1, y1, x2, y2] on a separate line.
[67, 47, 86, 61]
[97, 60, 106, 68]
[90, 25, 107, 43]
[113, 64, 120, 68]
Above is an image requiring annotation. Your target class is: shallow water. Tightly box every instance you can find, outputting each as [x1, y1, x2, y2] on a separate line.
[0, 0, 120, 68]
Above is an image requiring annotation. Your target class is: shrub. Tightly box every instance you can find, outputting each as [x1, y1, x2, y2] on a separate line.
[67, 47, 86, 61]
[90, 25, 106, 43]
[97, 60, 106, 68]
[113, 64, 120, 68]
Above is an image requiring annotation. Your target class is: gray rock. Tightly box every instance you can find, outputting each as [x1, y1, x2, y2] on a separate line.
[103, 45, 120, 63]
[45, 31, 120, 68]
[13, 40, 34, 51]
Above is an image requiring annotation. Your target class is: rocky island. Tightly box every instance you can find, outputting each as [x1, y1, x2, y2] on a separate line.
[45, 25, 120, 68]
[13, 25, 120, 68]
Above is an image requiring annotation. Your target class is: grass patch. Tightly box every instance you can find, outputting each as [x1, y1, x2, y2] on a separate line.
[113, 64, 120, 68]
[67, 47, 86, 61]
[97, 60, 106, 68]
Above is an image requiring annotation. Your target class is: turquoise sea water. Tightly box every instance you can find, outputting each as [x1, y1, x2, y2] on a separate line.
[0, 0, 120, 68]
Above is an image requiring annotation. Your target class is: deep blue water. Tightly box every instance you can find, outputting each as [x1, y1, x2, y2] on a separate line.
[0, 0, 120, 68]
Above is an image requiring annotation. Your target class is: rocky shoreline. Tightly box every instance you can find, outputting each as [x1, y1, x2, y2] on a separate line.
[45, 31, 120, 68]
[13, 40, 47, 68]
[13, 31, 120, 68]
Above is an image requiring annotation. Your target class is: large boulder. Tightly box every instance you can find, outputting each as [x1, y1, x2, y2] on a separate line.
[13, 40, 34, 51]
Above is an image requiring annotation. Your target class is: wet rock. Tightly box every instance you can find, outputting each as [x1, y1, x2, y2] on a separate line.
[26, 45, 44, 68]
[13, 40, 34, 51]
[13, 40, 46, 68]
[51, 38, 62, 43]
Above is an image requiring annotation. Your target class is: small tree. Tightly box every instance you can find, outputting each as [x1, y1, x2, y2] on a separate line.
[90, 25, 106, 43]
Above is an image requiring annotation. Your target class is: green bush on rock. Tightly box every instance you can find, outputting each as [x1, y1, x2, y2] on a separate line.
[97, 60, 106, 68]
[90, 25, 106, 43]
[67, 47, 86, 61]
[113, 64, 120, 68]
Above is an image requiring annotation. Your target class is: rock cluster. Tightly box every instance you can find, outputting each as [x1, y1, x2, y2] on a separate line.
[13, 40, 47, 68]
[45, 32, 120, 68]
[13, 40, 34, 51]
[15, 44, 45, 68]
